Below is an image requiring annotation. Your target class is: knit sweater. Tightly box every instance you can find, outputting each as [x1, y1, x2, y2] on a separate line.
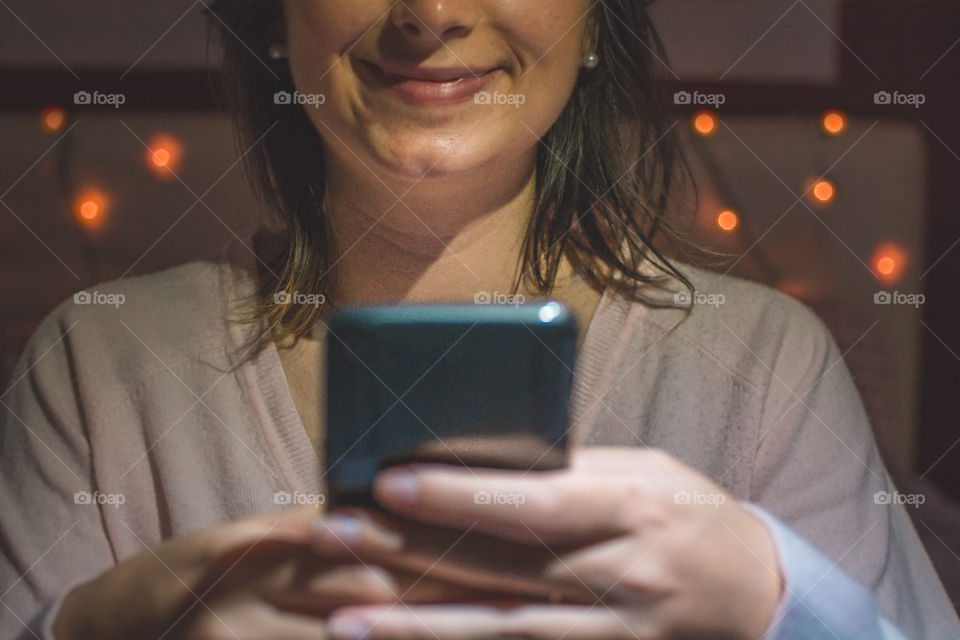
[1, 238, 957, 639]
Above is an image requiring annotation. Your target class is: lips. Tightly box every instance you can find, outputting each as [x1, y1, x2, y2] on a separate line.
[359, 60, 502, 106]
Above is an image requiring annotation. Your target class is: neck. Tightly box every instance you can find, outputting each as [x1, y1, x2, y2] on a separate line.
[313, 149, 603, 344]
[322, 145, 538, 304]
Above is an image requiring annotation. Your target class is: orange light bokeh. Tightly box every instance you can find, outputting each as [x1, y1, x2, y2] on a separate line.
[693, 111, 718, 136]
[75, 190, 109, 226]
[79, 201, 99, 220]
[812, 179, 836, 203]
[871, 242, 908, 285]
[152, 148, 171, 168]
[821, 110, 847, 136]
[717, 209, 739, 232]
[41, 107, 66, 133]
[145, 134, 184, 177]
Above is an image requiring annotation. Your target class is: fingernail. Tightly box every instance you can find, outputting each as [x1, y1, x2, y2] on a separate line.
[329, 616, 371, 640]
[315, 513, 362, 545]
[376, 469, 419, 508]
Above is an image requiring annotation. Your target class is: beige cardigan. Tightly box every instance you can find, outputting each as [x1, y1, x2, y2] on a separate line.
[1, 239, 957, 639]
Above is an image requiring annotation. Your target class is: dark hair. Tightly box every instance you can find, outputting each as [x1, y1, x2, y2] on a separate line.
[205, 1, 694, 344]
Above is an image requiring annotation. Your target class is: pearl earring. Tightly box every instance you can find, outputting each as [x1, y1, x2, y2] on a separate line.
[268, 43, 288, 61]
[582, 52, 599, 69]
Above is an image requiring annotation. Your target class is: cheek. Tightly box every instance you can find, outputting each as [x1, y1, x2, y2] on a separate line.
[284, 1, 381, 96]
[499, 1, 590, 68]
[283, 3, 379, 147]
[496, 5, 589, 130]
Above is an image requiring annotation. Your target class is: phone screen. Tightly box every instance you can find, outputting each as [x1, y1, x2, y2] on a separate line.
[324, 302, 578, 508]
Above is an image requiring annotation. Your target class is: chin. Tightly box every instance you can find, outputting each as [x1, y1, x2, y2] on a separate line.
[374, 131, 502, 182]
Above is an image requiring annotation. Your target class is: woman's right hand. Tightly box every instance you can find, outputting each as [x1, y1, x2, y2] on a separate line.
[51, 505, 475, 640]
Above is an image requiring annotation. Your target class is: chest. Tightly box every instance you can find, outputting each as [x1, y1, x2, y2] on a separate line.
[277, 335, 327, 459]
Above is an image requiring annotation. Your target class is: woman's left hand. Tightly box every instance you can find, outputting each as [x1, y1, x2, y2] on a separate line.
[326, 447, 783, 640]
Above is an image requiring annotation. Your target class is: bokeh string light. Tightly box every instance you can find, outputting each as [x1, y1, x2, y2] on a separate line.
[821, 110, 848, 136]
[152, 148, 171, 167]
[812, 178, 836, 204]
[40, 106, 67, 134]
[41, 106, 188, 236]
[74, 189, 108, 227]
[145, 133, 184, 177]
[717, 209, 739, 232]
[692, 107, 913, 295]
[871, 242, 908, 286]
[693, 110, 718, 137]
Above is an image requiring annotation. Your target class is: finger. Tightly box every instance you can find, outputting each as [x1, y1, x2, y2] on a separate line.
[196, 504, 324, 563]
[268, 564, 399, 616]
[259, 611, 333, 640]
[303, 563, 521, 605]
[176, 600, 330, 640]
[385, 570, 528, 604]
[244, 607, 333, 640]
[313, 509, 405, 558]
[372, 465, 634, 546]
[327, 604, 653, 640]
[195, 507, 404, 598]
[570, 447, 675, 474]
[537, 534, 665, 601]
[311, 511, 597, 605]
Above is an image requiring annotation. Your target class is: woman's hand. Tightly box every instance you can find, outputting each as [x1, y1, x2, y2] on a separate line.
[326, 448, 784, 640]
[52, 505, 494, 640]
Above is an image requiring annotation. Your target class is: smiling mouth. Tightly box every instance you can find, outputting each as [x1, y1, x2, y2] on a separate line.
[373, 63, 498, 83]
[359, 60, 503, 106]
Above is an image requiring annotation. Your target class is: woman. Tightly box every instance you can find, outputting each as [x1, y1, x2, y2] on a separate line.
[1, 1, 957, 639]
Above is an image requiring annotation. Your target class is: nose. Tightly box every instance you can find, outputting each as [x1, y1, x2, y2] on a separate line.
[390, 1, 477, 45]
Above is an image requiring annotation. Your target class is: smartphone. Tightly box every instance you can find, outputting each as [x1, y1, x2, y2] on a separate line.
[324, 301, 578, 509]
